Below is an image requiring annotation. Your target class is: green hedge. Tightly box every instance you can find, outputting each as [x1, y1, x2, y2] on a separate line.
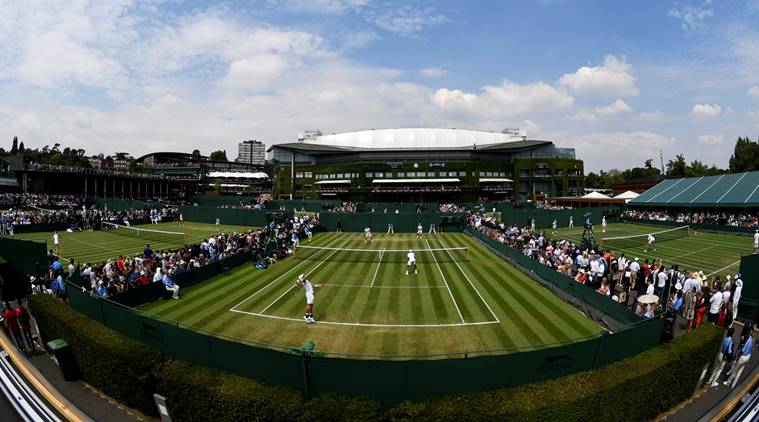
[30, 294, 722, 421]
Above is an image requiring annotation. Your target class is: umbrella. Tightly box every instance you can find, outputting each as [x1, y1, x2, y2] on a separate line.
[637, 294, 659, 304]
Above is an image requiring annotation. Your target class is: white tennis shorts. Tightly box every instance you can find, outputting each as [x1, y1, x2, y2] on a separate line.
[407, 259, 416, 266]
[306, 293, 314, 305]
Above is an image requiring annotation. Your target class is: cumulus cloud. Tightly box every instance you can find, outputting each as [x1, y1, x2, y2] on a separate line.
[748, 86, 759, 98]
[698, 133, 724, 145]
[690, 103, 722, 117]
[594, 99, 633, 115]
[273, 0, 369, 14]
[558, 55, 639, 98]
[432, 81, 574, 117]
[419, 67, 447, 78]
[560, 131, 677, 170]
[366, 5, 449, 37]
[668, 1, 714, 31]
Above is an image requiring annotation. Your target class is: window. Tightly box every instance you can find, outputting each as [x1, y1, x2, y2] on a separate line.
[439, 171, 447, 177]
[329, 174, 336, 179]
[295, 172, 303, 178]
[365, 172, 373, 178]
[305, 172, 313, 178]
[397, 172, 405, 178]
[457, 171, 466, 177]
[427, 172, 435, 177]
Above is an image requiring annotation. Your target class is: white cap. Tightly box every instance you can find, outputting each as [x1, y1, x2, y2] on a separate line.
[298, 274, 305, 281]
[408, 249, 413, 253]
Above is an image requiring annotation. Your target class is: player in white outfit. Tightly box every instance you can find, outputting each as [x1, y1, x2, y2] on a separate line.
[53, 232, 60, 255]
[601, 216, 607, 233]
[552, 220, 557, 235]
[645, 234, 656, 251]
[754, 229, 758, 253]
[296, 274, 321, 323]
[569, 215, 574, 228]
[406, 249, 417, 275]
[364, 226, 373, 243]
[416, 223, 423, 239]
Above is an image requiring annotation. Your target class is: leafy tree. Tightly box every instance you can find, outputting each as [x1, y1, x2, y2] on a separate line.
[18, 142, 24, 153]
[666, 154, 687, 177]
[10, 137, 18, 154]
[729, 137, 759, 172]
[209, 150, 228, 161]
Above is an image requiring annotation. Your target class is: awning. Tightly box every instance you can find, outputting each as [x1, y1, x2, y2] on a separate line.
[372, 178, 460, 184]
[314, 180, 351, 185]
[479, 178, 513, 183]
[207, 171, 269, 179]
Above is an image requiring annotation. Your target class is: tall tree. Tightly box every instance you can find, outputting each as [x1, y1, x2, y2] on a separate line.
[729, 137, 759, 172]
[666, 154, 687, 177]
[209, 150, 228, 161]
[10, 136, 18, 154]
[18, 142, 24, 153]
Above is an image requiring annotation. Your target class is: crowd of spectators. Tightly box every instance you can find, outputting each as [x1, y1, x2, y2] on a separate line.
[624, 209, 759, 228]
[439, 203, 466, 213]
[535, 200, 572, 210]
[467, 212, 742, 329]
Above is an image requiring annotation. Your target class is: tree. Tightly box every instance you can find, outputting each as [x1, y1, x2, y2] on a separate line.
[10, 137, 18, 154]
[192, 149, 201, 156]
[666, 154, 687, 177]
[18, 142, 24, 153]
[209, 150, 228, 161]
[729, 137, 759, 172]
[644, 159, 654, 170]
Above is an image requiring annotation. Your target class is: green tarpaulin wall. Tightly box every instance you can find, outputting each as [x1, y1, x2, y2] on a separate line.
[179, 206, 282, 227]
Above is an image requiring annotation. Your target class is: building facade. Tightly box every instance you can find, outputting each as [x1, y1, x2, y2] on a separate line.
[268, 128, 583, 201]
[237, 140, 266, 166]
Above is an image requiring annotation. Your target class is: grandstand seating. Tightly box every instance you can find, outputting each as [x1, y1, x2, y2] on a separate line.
[629, 170, 759, 207]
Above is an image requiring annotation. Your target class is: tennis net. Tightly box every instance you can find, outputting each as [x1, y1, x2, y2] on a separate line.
[599, 225, 690, 250]
[293, 245, 469, 263]
[101, 221, 187, 245]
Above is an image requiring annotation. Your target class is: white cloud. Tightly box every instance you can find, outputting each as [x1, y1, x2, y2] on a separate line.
[690, 103, 722, 117]
[594, 99, 633, 115]
[367, 5, 449, 37]
[668, 1, 714, 31]
[566, 112, 598, 122]
[561, 131, 677, 170]
[748, 86, 759, 98]
[558, 55, 639, 98]
[274, 0, 369, 14]
[698, 133, 724, 145]
[419, 67, 447, 78]
[637, 111, 666, 122]
[432, 81, 574, 117]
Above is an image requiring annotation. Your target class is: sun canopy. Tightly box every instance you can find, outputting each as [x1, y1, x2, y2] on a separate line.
[614, 190, 640, 199]
[629, 171, 759, 208]
[314, 180, 351, 185]
[582, 191, 611, 199]
[207, 171, 269, 179]
[479, 178, 514, 183]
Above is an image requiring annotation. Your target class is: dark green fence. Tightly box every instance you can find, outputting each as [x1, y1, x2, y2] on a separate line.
[93, 198, 150, 211]
[190, 195, 257, 207]
[265, 200, 342, 212]
[318, 212, 465, 233]
[0, 237, 48, 278]
[66, 286, 664, 405]
[179, 206, 285, 227]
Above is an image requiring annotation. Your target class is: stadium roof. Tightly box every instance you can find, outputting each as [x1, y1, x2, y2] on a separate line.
[268, 139, 552, 154]
[302, 128, 527, 149]
[207, 171, 269, 179]
[628, 171, 759, 207]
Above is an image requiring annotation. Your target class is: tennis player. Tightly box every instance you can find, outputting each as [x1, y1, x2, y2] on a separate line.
[569, 215, 574, 228]
[178, 213, 184, 225]
[364, 226, 373, 243]
[645, 233, 656, 251]
[602, 216, 607, 233]
[215, 218, 220, 229]
[416, 223, 423, 239]
[754, 229, 758, 253]
[406, 249, 417, 275]
[296, 274, 321, 323]
[552, 220, 558, 235]
[52, 231, 60, 255]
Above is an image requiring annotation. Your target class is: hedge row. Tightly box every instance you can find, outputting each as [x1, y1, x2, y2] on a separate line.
[30, 294, 722, 421]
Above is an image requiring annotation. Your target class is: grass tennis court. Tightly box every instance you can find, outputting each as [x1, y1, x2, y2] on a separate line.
[139, 232, 602, 358]
[557, 222, 753, 279]
[13, 221, 253, 264]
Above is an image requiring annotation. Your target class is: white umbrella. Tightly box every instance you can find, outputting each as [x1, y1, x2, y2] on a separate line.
[637, 294, 659, 304]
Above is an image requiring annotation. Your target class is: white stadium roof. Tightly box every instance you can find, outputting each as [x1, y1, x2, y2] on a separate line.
[207, 171, 269, 179]
[302, 128, 527, 149]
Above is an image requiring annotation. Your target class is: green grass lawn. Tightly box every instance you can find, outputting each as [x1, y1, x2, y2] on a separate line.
[12, 221, 254, 264]
[556, 222, 753, 279]
[139, 232, 603, 358]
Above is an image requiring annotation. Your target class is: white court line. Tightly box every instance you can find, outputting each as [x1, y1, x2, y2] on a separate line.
[425, 239, 465, 324]
[436, 236, 500, 323]
[369, 249, 384, 287]
[259, 239, 351, 315]
[320, 283, 447, 289]
[706, 260, 742, 277]
[667, 245, 718, 261]
[229, 236, 343, 312]
[230, 309, 499, 328]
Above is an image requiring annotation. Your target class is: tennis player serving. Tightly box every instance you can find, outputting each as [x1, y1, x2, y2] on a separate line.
[296, 274, 321, 323]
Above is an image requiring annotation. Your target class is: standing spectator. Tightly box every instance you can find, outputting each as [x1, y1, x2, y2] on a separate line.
[726, 333, 753, 388]
[684, 286, 697, 332]
[733, 277, 743, 320]
[15, 302, 35, 352]
[709, 288, 723, 324]
[709, 327, 734, 387]
[3, 302, 27, 353]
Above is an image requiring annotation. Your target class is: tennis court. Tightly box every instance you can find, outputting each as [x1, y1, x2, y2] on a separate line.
[13, 221, 253, 264]
[556, 222, 753, 279]
[139, 232, 603, 358]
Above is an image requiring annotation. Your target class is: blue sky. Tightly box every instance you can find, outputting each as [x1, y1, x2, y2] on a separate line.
[1, 0, 758, 171]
